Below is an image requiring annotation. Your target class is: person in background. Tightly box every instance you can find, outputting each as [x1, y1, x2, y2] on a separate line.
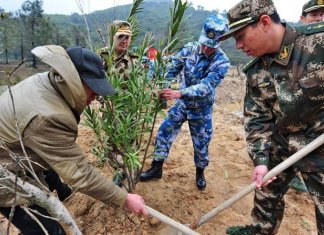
[218, 0, 323, 234]
[0, 45, 148, 235]
[99, 20, 138, 82]
[140, 14, 230, 190]
[147, 46, 158, 80]
[300, 0, 324, 23]
[288, 0, 324, 194]
[99, 20, 140, 186]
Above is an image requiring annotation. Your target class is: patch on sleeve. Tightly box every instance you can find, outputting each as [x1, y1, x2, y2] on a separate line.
[303, 22, 324, 35]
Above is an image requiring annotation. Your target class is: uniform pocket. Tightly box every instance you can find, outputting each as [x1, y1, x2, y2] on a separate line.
[298, 69, 324, 103]
[299, 69, 323, 89]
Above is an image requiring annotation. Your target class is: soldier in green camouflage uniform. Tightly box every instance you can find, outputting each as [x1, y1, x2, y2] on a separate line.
[98, 20, 139, 186]
[99, 20, 138, 82]
[219, 0, 324, 234]
[289, 0, 324, 193]
[300, 0, 324, 23]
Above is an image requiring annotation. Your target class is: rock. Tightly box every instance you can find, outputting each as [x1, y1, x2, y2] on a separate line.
[150, 217, 161, 227]
[115, 208, 126, 222]
[141, 229, 149, 235]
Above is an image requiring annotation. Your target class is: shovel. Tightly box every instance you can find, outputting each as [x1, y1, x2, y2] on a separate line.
[146, 133, 323, 234]
[145, 206, 201, 235]
[190, 133, 324, 229]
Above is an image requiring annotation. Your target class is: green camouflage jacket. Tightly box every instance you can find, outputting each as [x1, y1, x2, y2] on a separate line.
[243, 22, 324, 171]
[99, 47, 138, 82]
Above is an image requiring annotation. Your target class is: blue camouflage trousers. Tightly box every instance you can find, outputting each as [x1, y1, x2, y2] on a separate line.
[153, 103, 213, 169]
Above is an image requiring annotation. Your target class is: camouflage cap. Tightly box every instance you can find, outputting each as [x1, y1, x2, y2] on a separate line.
[198, 14, 229, 48]
[112, 20, 132, 36]
[219, 0, 277, 41]
[302, 0, 324, 13]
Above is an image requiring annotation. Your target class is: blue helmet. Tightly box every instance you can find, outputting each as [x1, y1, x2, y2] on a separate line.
[198, 14, 229, 49]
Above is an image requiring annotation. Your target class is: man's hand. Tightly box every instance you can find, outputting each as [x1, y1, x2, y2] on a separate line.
[252, 165, 276, 188]
[124, 193, 148, 216]
[159, 89, 181, 100]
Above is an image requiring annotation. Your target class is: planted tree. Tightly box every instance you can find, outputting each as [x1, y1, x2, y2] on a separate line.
[83, 0, 190, 192]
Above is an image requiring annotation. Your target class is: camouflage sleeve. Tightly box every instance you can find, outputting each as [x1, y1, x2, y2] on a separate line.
[244, 77, 274, 167]
[165, 49, 186, 79]
[97, 47, 110, 71]
[181, 56, 229, 98]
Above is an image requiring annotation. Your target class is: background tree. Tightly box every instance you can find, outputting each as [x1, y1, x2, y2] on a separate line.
[19, 0, 54, 67]
[1, 0, 254, 66]
[0, 11, 17, 64]
[75, 0, 93, 50]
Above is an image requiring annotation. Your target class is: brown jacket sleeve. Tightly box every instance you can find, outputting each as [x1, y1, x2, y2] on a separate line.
[23, 115, 127, 206]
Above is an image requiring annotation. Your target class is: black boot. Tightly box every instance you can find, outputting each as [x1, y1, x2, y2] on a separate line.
[140, 160, 163, 181]
[44, 169, 72, 201]
[113, 170, 126, 187]
[196, 167, 206, 190]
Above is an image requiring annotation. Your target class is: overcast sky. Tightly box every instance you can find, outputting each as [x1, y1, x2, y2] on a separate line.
[1, 0, 306, 23]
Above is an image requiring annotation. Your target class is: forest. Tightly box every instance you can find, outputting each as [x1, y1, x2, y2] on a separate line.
[0, 0, 250, 67]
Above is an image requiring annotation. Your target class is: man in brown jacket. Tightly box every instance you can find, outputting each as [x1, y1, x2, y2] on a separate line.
[0, 45, 148, 234]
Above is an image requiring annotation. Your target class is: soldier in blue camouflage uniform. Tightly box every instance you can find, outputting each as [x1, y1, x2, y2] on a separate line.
[219, 0, 324, 234]
[140, 14, 230, 190]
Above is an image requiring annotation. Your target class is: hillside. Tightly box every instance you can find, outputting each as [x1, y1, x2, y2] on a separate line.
[1, 1, 249, 65]
[47, 0, 248, 65]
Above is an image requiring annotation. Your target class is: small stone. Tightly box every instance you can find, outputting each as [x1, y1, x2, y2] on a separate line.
[150, 217, 161, 227]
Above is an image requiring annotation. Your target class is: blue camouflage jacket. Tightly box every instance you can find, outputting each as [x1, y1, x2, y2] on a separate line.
[166, 42, 230, 111]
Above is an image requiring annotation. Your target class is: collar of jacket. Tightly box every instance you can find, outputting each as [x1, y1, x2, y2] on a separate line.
[272, 23, 297, 66]
[113, 50, 132, 60]
[198, 43, 217, 59]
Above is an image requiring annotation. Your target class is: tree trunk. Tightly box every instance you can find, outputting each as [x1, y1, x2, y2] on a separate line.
[20, 32, 24, 61]
[0, 165, 81, 235]
[32, 40, 36, 68]
[5, 49, 8, 64]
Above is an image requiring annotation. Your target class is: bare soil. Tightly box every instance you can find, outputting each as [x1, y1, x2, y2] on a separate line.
[69, 70, 317, 235]
[0, 65, 317, 235]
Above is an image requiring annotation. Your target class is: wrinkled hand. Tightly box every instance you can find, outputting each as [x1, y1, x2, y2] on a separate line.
[124, 193, 148, 216]
[252, 165, 276, 188]
[159, 89, 181, 100]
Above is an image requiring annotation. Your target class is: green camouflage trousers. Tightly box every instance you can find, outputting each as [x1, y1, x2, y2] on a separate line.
[251, 167, 324, 235]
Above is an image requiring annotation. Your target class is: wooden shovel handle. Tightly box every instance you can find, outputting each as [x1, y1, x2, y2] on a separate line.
[194, 133, 324, 228]
[145, 205, 201, 235]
